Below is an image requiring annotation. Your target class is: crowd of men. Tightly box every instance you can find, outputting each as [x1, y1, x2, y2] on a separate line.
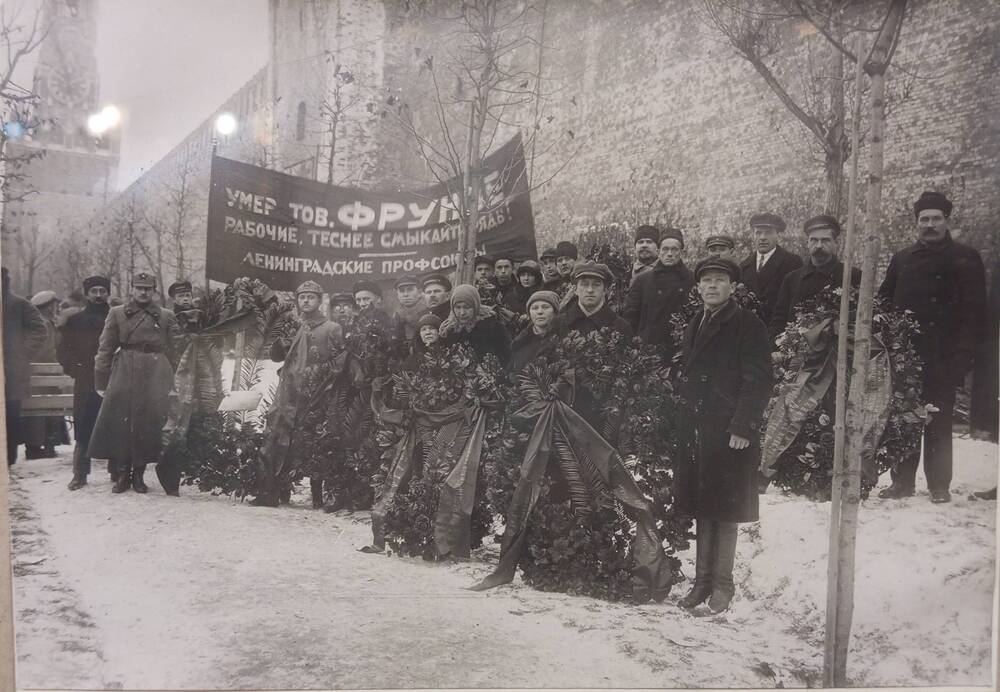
[1, 190, 997, 613]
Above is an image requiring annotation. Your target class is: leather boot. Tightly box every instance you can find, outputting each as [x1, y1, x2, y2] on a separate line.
[878, 482, 914, 499]
[132, 465, 148, 493]
[112, 465, 131, 494]
[67, 475, 87, 491]
[108, 459, 120, 483]
[678, 519, 715, 609]
[279, 486, 292, 505]
[708, 521, 739, 614]
[310, 478, 324, 509]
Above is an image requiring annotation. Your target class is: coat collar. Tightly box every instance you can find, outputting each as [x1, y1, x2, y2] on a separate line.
[653, 259, 689, 275]
[564, 300, 616, 328]
[683, 298, 739, 366]
[124, 299, 161, 319]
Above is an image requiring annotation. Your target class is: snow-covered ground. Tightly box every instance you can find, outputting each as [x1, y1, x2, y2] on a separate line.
[7, 436, 997, 689]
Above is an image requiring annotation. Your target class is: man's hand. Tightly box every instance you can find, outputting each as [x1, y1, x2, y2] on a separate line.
[96, 389, 105, 398]
[729, 434, 750, 450]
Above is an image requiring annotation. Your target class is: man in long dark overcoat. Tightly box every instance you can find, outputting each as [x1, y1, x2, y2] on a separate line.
[622, 227, 694, 357]
[58, 275, 112, 490]
[2, 267, 47, 466]
[738, 213, 803, 325]
[88, 273, 181, 494]
[22, 290, 71, 458]
[878, 191, 987, 503]
[676, 257, 773, 614]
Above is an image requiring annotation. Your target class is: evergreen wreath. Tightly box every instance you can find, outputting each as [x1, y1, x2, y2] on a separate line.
[767, 287, 926, 499]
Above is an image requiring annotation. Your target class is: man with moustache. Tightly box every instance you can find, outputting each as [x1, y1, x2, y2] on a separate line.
[768, 215, 861, 343]
[422, 274, 453, 321]
[623, 227, 695, 359]
[878, 191, 987, 503]
[88, 273, 181, 494]
[631, 225, 660, 284]
[703, 235, 738, 264]
[59, 276, 113, 490]
[738, 213, 803, 325]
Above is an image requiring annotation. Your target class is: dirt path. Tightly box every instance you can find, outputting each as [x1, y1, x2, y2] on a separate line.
[9, 440, 996, 689]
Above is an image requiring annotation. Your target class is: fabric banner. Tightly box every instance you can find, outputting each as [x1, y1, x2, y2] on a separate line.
[206, 135, 537, 292]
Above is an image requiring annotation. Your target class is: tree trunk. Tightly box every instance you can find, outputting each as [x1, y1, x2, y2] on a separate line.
[822, 50, 847, 218]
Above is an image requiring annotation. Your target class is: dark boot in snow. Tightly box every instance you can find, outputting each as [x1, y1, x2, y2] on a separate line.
[679, 520, 714, 610]
[708, 521, 738, 614]
[132, 465, 148, 493]
[310, 479, 324, 509]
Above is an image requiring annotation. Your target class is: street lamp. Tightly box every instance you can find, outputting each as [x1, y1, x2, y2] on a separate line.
[212, 112, 237, 156]
[87, 104, 121, 202]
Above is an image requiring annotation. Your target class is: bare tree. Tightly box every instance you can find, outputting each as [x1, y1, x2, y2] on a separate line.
[315, 60, 369, 186]
[390, 0, 574, 283]
[21, 224, 53, 295]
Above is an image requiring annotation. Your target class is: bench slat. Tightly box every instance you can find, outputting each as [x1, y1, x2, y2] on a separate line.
[30, 375, 74, 389]
[30, 363, 65, 375]
[21, 394, 75, 411]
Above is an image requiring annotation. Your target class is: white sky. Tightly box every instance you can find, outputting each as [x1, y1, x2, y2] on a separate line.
[94, 0, 269, 189]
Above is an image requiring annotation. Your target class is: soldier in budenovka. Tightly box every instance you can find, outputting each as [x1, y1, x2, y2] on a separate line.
[878, 191, 988, 503]
[59, 276, 112, 490]
[88, 273, 181, 494]
[676, 257, 773, 614]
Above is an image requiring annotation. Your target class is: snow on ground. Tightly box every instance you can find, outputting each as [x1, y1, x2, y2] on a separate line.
[8, 436, 997, 689]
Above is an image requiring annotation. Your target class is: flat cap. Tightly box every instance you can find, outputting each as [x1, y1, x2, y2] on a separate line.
[694, 257, 740, 282]
[539, 247, 558, 261]
[352, 280, 382, 298]
[295, 280, 324, 296]
[422, 273, 452, 291]
[83, 276, 111, 292]
[473, 254, 494, 268]
[132, 272, 156, 289]
[802, 214, 842, 237]
[31, 290, 57, 307]
[394, 274, 420, 289]
[555, 241, 579, 260]
[571, 260, 612, 284]
[168, 280, 192, 297]
[705, 234, 736, 250]
[329, 292, 356, 305]
[749, 212, 786, 232]
[659, 227, 685, 247]
[913, 190, 953, 219]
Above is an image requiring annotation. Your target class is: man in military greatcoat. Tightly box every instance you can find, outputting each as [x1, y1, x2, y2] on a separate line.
[88, 273, 181, 494]
[738, 213, 803, 325]
[878, 191, 987, 503]
[622, 227, 694, 359]
[2, 267, 47, 466]
[676, 257, 773, 614]
[768, 215, 861, 342]
[58, 276, 112, 490]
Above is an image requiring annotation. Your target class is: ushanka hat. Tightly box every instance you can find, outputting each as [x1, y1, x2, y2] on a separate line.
[83, 275, 111, 292]
[634, 225, 660, 244]
[659, 227, 685, 247]
[913, 191, 953, 219]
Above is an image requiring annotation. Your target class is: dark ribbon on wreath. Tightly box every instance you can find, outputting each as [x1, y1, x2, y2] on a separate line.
[761, 317, 893, 487]
[469, 368, 673, 599]
[367, 378, 500, 558]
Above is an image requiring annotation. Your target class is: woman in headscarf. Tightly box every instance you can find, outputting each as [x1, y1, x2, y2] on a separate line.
[439, 283, 510, 365]
[503, 260, 544, 317]
[507, 290, 561, 374]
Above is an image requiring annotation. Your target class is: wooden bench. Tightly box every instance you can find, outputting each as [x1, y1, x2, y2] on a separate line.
[21, 363, 75, 419]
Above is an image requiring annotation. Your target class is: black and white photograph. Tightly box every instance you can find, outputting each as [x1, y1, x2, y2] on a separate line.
[0, 0, 997, 689]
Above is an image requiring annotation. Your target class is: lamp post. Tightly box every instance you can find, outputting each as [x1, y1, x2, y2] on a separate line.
[87, 105, 121, 202]
[212, 112, 237, 157]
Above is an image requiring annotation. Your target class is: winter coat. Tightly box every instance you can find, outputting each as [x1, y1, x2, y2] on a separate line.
[87, 301, 181, 463]
[768, 259, 861, 342]
[502, 283, 539, 317]
[738, 245, 803, 325]
[260, 314, 348, 486]
[57, 302, 110, 442]
[676, 299, 773, 523]
[622, 260, 694, 345]
[391, 303, 428, 353]
[970, 261, 999, 438]
[35, 314, 59, 362]
[507, 325, 560, 374]
[557, 300, 634, 339]
[2, 289, 48, 401]
[440, 314, 511, 365]
[878, 235, 987, 393]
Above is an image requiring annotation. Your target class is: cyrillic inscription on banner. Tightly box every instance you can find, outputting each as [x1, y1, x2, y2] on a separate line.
[206, 135, 536, 292]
